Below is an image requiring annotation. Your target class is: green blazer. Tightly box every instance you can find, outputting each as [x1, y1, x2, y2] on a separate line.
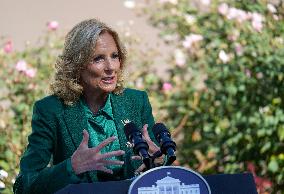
[13, 88, 155, 194]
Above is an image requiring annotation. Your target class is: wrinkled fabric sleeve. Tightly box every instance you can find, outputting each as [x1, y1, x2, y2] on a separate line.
[13, 102, 83, 194]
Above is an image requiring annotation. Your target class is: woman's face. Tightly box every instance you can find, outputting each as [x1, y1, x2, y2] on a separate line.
[80, 32, 121, 95]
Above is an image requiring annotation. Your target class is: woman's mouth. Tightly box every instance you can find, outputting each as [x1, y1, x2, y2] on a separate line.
[101, 76, 116, 84]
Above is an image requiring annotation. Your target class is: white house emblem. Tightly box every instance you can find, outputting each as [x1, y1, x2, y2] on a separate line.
[138, 172, 200, 194]
[128, 166, 210, 194]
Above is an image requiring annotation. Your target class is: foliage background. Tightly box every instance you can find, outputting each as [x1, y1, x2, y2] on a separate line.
[139, 0, 284, 193]
[0, 0, 284, 193]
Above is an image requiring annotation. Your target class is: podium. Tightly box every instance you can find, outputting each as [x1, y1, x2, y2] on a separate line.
[55, 173, 258, 194]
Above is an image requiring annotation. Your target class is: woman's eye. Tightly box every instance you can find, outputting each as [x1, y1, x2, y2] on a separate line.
[93, 55, 104, 63]
[112, 53, 119, 59]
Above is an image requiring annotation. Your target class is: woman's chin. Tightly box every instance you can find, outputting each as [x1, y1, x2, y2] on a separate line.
[99, 84, 117, 93]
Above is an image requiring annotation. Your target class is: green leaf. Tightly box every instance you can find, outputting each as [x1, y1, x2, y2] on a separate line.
[0, 160, 9, 170]
[277, 125, 284, 141]
[272, 97, 281, 105]
[268, 159, 279, 173]
[260, 142, 271, 153]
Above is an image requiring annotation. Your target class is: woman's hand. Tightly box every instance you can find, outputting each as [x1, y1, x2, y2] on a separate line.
[132, 124, 164, 173]
[71, 129, 125, 175]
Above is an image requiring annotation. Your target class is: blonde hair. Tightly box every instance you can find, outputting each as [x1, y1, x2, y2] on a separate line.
[50, 18, 126, 105]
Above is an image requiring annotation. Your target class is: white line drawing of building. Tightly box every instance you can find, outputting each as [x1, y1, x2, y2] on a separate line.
[138, 172, 200, 194]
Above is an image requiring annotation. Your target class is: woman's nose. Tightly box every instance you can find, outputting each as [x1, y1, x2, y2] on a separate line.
[104, 57, 116, 71]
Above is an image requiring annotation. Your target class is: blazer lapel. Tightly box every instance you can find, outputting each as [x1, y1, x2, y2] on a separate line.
[63, 100, 87, 149]
[110, 93, 129, 152]
[112, 92, 146, 179]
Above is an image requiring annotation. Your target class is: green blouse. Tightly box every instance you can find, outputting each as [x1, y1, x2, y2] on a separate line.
[81, 95, 123, 180]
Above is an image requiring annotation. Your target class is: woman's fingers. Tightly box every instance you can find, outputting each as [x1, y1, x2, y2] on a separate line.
[99, 159, 124, 166]
[88, 157, 124, 172]
[92, 136, 117, 153]
[73, 133, 126, 174]
[142, 124, 151, 140]
[131, 155, 142, 160]
[149, 143, 160, 153]
[97, 150, 125, 160]
[97, 166, 114, 174]
[141, 125, 160, 153]
[78, 129, 89, 149]
[135, 164, 146, 174]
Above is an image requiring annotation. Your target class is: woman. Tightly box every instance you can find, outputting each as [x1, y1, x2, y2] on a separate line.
[13, 18, 160, 194]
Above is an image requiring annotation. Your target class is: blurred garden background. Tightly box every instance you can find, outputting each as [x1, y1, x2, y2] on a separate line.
[1, 0, 284, 193]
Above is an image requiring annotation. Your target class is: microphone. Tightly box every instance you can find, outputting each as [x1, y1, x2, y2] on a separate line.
[124, 122, 152, 170]
[152, 123, 176, 165]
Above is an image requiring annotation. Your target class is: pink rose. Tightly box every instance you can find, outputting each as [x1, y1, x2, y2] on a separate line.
[174, 49, 186, 67]
[251, 12, 263, 23]
[247, 162, 256, 174]
[227, 30, 240, 41]
[0, 169, 8, 179]
[273, 14, 279, 21]
[162, 82, 173, 91]
[235, 43, 244, 56]
[218, 50, 230, 63]
[159, 0, 178, 4]
[256, 72, 263, 79]
[190, 34, 204, 42]
[236, 10, 249, 23]
[200, 0, 210, 6]
[184, 14, 196, 24]
[252, 20, 263, 32]
[251, 12, 264, 32]
[3, 40, 13, 53]
[47, 21, 59, 31]
[226, 7, 239, 20]
[267, 3, 277, 13]
[25, 68, 37, 78]
[218, 3, 229, 15]
[15, 60, 27, 72]
[245, 69, 251, 77]
[182, 34, 203, 48]
[0, 180, 5, 189]
[28, 83, 37, 90]
[229, 8, 247, 21]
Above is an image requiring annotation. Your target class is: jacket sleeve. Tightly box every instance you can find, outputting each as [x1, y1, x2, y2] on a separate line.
[13, 102, 83, 194]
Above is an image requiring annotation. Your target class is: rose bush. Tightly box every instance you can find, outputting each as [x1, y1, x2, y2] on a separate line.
[138, 0, 284, 193]
[0, 30, 63, 193]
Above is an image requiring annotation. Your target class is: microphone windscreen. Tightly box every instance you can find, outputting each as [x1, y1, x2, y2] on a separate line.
[124, 122, 140, 141]
[152, 123, 168, 140]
